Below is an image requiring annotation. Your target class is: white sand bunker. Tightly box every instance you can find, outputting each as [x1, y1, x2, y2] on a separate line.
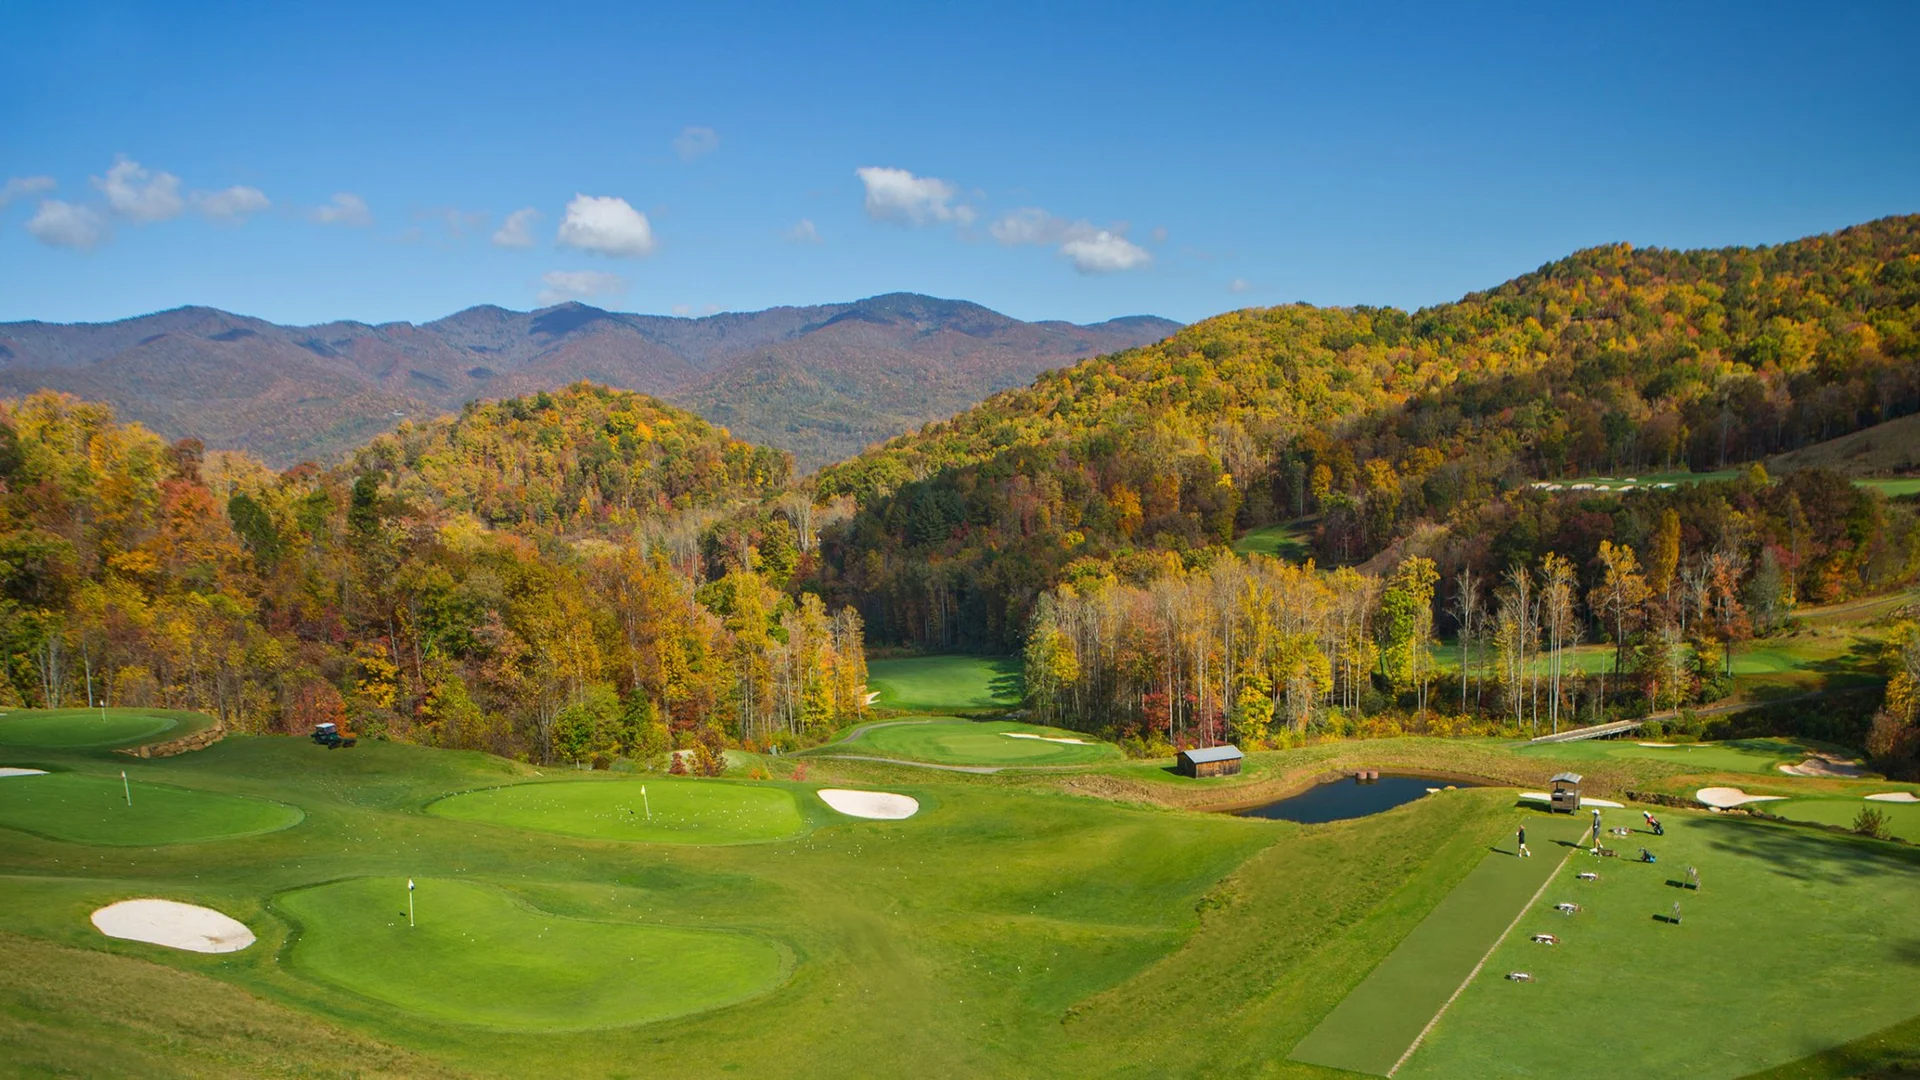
[1002, 732, 1092, 745]
[864, 691, 881, 705]
[817, 788, 919, 820]
[91, 898, 255, 953]
[0, 767, 48, 777]
[1696, 786, 1787, 809]
[1866, 792, 1920, 803]
[1779, 754, 1867, 778]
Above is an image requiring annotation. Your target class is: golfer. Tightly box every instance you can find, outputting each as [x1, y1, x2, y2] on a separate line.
[1517, 823, 1531, 857]
[1591, 807, 1603, 847]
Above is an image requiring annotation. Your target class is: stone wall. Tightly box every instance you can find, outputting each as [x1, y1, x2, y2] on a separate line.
[115, 721, 227, 759]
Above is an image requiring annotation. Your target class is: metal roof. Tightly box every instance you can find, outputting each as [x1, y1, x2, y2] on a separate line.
[1549, 772, 1583, 784]
[1180, 745, 1245, 763]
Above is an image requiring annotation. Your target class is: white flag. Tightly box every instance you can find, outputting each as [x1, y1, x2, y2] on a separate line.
[407, 879, 415, 891]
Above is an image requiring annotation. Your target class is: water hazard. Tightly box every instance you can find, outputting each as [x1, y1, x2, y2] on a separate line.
[1235, 773, 1477, 824]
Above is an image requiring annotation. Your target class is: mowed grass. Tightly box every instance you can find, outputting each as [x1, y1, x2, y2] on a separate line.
[865, 655, 1023, 711]
[1511, 737, 1824, 775]
[833, 717, 1122, 766]
[0, 772, 302, 845]
[426, 777, 808, 844]
[1766, 795, 1920, 842]
[1289, 812, 1588, 1075]
[1400, 807, 1920, 1080]
[276, 877, 788, 1031]
[1234, 520, 1315, 560]
[0, 708, 210, 749]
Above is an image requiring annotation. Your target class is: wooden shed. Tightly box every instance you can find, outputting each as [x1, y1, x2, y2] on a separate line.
[1176, 744, 1244, 778]
[1548, 772, 1583, 813]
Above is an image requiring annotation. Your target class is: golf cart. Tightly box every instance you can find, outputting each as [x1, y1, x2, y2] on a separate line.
[310, 722, 357, 749]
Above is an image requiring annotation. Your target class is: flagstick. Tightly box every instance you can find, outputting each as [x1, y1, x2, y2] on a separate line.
[121, 770, 131, 807]
[642, 784, 651, 821]
[408, 880, 415, 928]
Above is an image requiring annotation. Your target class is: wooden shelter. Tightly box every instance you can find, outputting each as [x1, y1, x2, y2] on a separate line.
[1548, 772, 1582, 813]
[1176, 744, 1244, 778]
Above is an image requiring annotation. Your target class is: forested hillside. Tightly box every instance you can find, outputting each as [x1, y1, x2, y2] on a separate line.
[0, 387, 863, 764]
[811, 216, 1920, 650]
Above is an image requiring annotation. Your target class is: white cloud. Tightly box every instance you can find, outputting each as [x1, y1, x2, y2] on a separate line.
[1228, 278, 1251, 294]
[0, 176, 56, 208]
[990, 207, 1152, 274]
[672, 304, 692, 316]
[1150, 226, 1169, 245]
[91, 156, 183, 222]
[556, 194, 655, 257]
[538, 269, 628, 305]
[1060, 230, 1152, 274]
[856, 166, 972, 226]
[492, 207, 541, 248]
[988, 207, 1100, 247]
[191, 185, 270, 222]
[785, 218, 821, 244]
[674, 126, 719, 162]
[26, 200, 111, 250]
[310, 192, 373, 226]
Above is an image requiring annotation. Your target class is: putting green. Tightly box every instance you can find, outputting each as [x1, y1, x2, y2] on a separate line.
[278, 877, 787, 1031]
[0, 772, 301, 845]
[1290, 813, 1587, 1075]
[1765, 795, 1920, 842]
[426, 778, 807, 844]
[865, 655, 1023, 711]
[0, 709, 186, 749]
[835, 718, 1121, 766]
[1399, 809, 1920, 1079]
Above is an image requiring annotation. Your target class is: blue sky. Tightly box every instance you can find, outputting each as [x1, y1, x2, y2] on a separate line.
[2, 0, 1916, 327]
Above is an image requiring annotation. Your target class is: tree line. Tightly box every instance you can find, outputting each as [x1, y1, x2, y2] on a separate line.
[0, 386, 863, 765]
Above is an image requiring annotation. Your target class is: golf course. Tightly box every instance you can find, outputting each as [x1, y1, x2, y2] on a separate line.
[2, 657, 1919, 1078]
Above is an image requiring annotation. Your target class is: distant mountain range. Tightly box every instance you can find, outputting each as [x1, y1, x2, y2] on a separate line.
[0, 295, 1180, 471]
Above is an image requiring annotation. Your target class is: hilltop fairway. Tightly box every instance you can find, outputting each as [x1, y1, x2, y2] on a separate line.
[865, 655, 1023, 712]
[0, 708, 211, 750]
[426, 777, 809, 844]
[277, 877, 788, 1031]
[830, 717, 1122, 767]
[0, 771, 301, 846]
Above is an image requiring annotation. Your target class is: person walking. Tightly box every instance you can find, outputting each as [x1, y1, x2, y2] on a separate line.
[1517, 823, 1531, 857]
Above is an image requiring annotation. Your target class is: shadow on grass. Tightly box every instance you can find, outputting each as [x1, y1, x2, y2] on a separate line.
[1694, 815, 1920, 886]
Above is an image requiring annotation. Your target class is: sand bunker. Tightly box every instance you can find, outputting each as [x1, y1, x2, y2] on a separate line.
[1001, 732, 1093, 745]
[1778, 756, 1868, 778]
[1514, 792, 1620, 807]
[1695, 786, 1787, 809]
[864, 691, 880, 705]
[91, 898, 255, 953]
[0, 767, 48, 778]
[1865, 792, 1920, 803]
[816, 788, 919, 820]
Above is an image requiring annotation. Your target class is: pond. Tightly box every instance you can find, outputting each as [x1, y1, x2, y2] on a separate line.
[1235, 773, 1478, 824]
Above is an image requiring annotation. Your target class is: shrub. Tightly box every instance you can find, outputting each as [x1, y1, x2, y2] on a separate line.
[1853, 806, 1889, 839]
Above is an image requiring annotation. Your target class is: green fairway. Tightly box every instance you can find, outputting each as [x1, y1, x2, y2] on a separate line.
[426, 777, 809, 844]
[0, 708, 209, 749]
[1766, 795, 1920, 842]
[1400, 808, 1920, 1079]
[0, 771, 301, 845]
[1234, 520, 1314, 560]
[1289, 812, 1587, 1075]
[277, 877, 788, 1031]
[865, 655, 1023, 711]
[831, 717, 1122, 766]
[1512, 737, 1822, 775]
